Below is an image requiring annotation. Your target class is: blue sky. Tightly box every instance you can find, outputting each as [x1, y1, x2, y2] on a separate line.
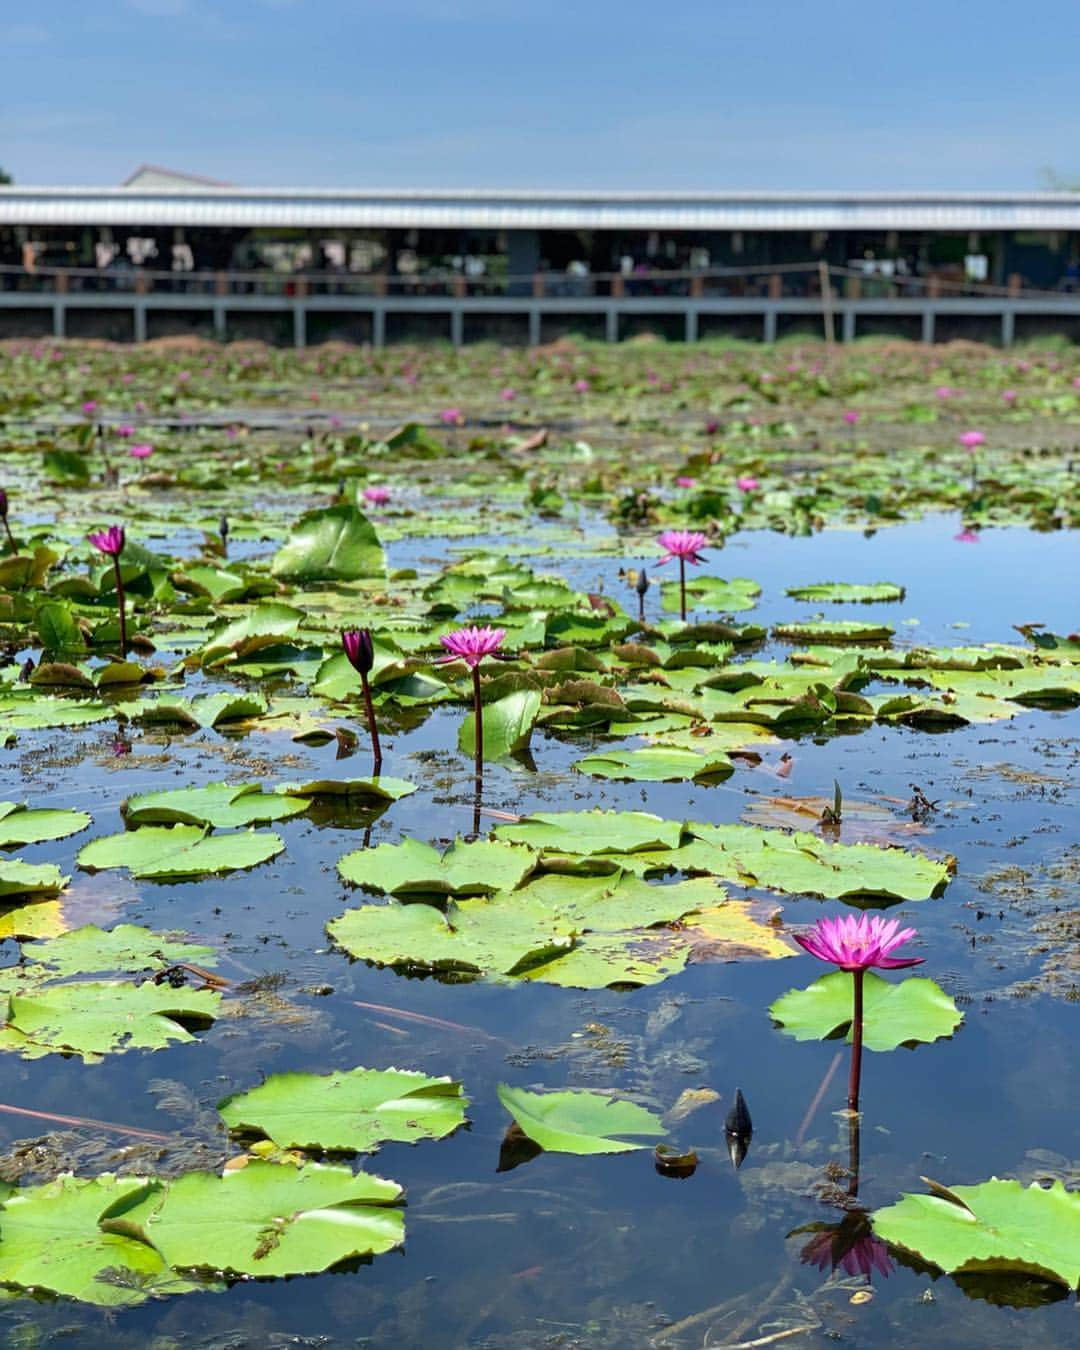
[4, 0, 1079, 190]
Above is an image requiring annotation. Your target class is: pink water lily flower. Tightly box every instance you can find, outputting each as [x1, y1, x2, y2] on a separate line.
[1002, 389, 1017, 404]
[81, 400, 98, 416]
[793, 913, 924, 972]
[500, 387, 517, 401]
[704, 418, 719, 435]
[934, 385, 956, 399]
[675, 475, 697, 489]
[736, 475, 760, 492]
[438, 625, 506, 668]
[573, 378, 590, 393]
[801, 1229, 893, 1280]
[843, 410, 860, 425]
[88, 525, 125, 557]
[115, 424, 134, 438]
[363, 485, 390, 505]
[954, 528, 980, 543]
[655, 530, 707, 566]
[958, 430, 985, 451]
[440, 407, 463, 425]
[128, 443, 153, 459]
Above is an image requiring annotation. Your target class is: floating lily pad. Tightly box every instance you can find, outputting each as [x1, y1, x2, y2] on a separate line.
[459, 688, 541, 759]
[494, 810, 684, 856]
[276, 776, 416, 801]
[0, 802, 92, 848]
[122, 782, 308, 828]
[119, 1160, 403, 1278]
[270, 505, 385, 583]
[496, 1085, 667, 1154]
[660, 576, 761, 614]
[337, 837, 536, 897]
[78, 826, 284, 879]
[573, 745, 734, 782]
[785, 582, 905, 603]
[872, 1178, 1080, 1288]
[0, 860, 69, 900]
[773, 619, 894, 642]
[219, 1067, 468, 1153]
[769, 970, 963, 1051]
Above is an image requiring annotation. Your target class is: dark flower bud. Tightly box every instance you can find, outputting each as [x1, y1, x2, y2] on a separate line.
[635, 567, 650, 597]
[342, 628, 374, 675]
[0, 489, 7, 519]
[219, 514, 229, 542]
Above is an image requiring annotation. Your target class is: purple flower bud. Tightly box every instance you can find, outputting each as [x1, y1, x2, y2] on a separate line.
[342, 628, 374, 675]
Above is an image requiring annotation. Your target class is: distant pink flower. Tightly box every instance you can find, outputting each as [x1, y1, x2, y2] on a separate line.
[440, 407, 463, 425]
[1002, 389, 1017, 404]
[121, 373, 133, 383]
[843, 410, 860, 425]
[1015, 360, 1031, 373]
[675, 475, 697, 489]
[115, 424, 134, 438]
[128, 443, 153, 459]
[88, 525, 125, 557]
[704, 419, 719, 435]
[328, 415, 342, 429]
[793, 913, 924, 972]
[226, 425, 239, 439]
[178, 371, 190, 382]
[1072, 376, 1080, 390]
[438, 625, 506, 668]
[573, 379, 590, 393]
[500, 387, 517, 401]
[81, 400, 98, 416]
[954, 528, 980, 543]
[934, 386, 955, 399]
[134, 401, 146, 414]
[736, 475, 760, 492]
[656, 530, 707, 566]
[958, 430, 985, 451]
[363, 486, 390, 505]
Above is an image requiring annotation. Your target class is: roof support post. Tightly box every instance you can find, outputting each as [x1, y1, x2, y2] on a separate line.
[52, 299, 65, 340]
[133, 303, 147, 343]
[921, 309, 935, 344]
[842, 307, 856, 343]
[605, 307, 618, 342]
[450, 307, 464, 347]
[293, 304, 306, 349]
[1001, 308, 1015, 346]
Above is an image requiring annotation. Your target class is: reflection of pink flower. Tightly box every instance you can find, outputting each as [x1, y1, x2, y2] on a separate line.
[843, 410, 860, 425]
[675, 475, 697, 489]
[954, 528, 980, 543]
[958, 430, 985, 451]
[573, 379, 590, 393]
[128, 443, 153, 459]
[793, 913, 924, 972]
[438, 625, 505, 668]
[440, 407, 463, 424]
[736, 475, 760, 492]
[363, 486, 390, 505]
[656, 530, 707, 565]
[801, 1230, 893, 1279]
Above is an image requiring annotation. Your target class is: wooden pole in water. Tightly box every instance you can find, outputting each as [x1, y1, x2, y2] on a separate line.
[819, 260, 836, 349]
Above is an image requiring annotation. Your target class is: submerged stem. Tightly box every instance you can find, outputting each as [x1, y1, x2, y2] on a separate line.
[112, 555, 127, 655]
[848, 967, 864, 1112]
[360, 668, 382, 770]
[472, 664, 484, 833]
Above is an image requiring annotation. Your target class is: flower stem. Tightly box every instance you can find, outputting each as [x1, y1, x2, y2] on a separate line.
[847, 968, 865, 1112]
[678, 556, 687, 622]
[2, 519, 16, 556]
[359, 669, 382, 771]
[112, 556, 128, 655]
[471, 665, 484, 834]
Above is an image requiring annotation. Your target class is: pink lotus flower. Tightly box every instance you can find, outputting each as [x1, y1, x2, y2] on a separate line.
[128, 443, 153, 459]
[115, 424, 134, 438]
[655, 530, 707, 566]
[573, 379, 590, 393]
[793, 913, 924, 972]
[121, 373, 133, 384]
[440, 407, 463, 425]
[675, 475, 697, 489]
[1002, 389, 1017, 404]
[81, 400, 98, 416]
[363, 486, 390, 505]
[500, 387, 517, 401]
[438, 625, 506, 668]
[88, 525, 125, 557]
[958, 430, 985, 451]
[736, 475, 760, 492]
[954, 528, 980, 543]
[843, 410, 860, 425]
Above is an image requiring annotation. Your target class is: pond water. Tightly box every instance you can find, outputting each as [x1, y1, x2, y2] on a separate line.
[0, 339, 1078, 1348]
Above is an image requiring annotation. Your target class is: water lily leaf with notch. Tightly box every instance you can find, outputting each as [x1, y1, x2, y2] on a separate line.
[270, 505, 385, 583]
[276, 776, 415, 802]
[785, 582, 905, 603]
[494, 810, 685, 856]
[78, 825, 284, 879]
[660, 575, 761, 614]
[0, 979, 221, 1061]
[0, 696, 114, 732]
[496, 1085, 666, 1155]
[769, 970, 963, 1050]
[871, 1178, 1080, 1288]
[218, 1066, 468, 1153]
[573, 745, 734, 783]
[0, 1174, 181, 1307]
[17, 923, 218, 981]
[0, 802, 92, 848]
[773, 619, 894, 642]
[199, 603, 305, 668]
[312, 645, 417, 700]
[135, 691, 269, 730]
[0, 860, 69, 900]
[459, 689, 541, 759]
[116, 1160, 403, 1278]
[338, 837, 536, 897]
[122, 782, 308, 828]
[35, 599, 86, 651]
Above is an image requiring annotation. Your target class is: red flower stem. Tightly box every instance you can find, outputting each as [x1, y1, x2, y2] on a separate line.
[2, 519, 16, 556]
[359, 669, 382, 770]
[848, 968, 864, 1112]
[112, 555, 127, 655]
[471, 664, 484, 835]
[678, 556, 687, 621]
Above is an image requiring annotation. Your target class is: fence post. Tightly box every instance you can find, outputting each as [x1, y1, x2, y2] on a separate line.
[1007, 273, 1022, 297]
[532, 272, 545, 298]
[767, 273, 782, 300]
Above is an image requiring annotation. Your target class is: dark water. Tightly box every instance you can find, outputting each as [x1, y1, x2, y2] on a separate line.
[2, 513, 1078, 1349]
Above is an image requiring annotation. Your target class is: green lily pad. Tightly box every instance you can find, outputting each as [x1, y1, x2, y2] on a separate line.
[337, 837, 536, 897]
[78, 826, 284, 879]
[0, 802, 92, 848]
[494, 810, 684, 855]
[573, 745, 734, 782]
[871, 1178, 1080, 1288]
[219, 1067, 468, 1153]
[459, 688, 541, 759]
[0, 860, 69, 900]
[119, 1160, 403, 1278]
[773, 619, 894, 642]
[769, 970, 963, 1050]
[276, 776, 415, 801]
[199, 603, 305, 668]
[0, 697, 113, 731]
[785, 582, 905, 603]
[18, 923, 218, 981]
[496, 1085, 666, 1154]
[270, 505, 385, 582]
[122, 782, 308, 828]
[660, 575, 761, 614]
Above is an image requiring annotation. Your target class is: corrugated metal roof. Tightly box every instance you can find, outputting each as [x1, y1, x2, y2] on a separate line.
[4, 187, 1080, 231]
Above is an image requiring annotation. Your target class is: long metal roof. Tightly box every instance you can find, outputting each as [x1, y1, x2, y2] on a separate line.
[4, 186, 1080, 232]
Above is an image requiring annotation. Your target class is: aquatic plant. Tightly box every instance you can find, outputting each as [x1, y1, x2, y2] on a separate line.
[0, 488, 16, 555]
[655, 529, 707, 621]
[438, 625, 506, 782]
[342, 628, 382, 769]
[88, 523, 127, 654]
